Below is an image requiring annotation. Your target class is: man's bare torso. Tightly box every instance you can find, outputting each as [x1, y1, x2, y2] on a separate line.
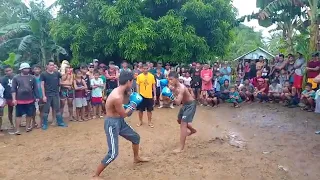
[173, 83, 194, 104]
[105, 88, 129, 118]
[61, 74, 73, 88]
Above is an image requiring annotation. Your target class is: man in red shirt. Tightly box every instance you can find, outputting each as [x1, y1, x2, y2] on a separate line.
[306, 52, 320, 89]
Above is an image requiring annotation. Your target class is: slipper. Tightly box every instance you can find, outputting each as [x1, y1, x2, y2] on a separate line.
[26, 128, 32, 132]
[148, 123, 154, 128]
[9, 131, 21, 135]
[136, 123, 143, 127]
[315, 131, 320, 134]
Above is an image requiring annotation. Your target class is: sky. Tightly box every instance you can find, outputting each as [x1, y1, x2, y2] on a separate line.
[40, 0, 272, 37]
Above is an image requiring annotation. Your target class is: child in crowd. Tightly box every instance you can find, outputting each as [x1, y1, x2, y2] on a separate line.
[268, 79, 282, 102]
[183, 72, 192, 88]
[206, 89, 218, 107]
[32, 65, 43, 129]
[281, 80, 298, 107]
[0, 83, 5, 133]
[74, 69, 88, 121]
[279, 69, 288, 86]
[254, 78, 269, 102]
[220, 79, 230, 101]
[300, 83, 316, 112]
[226, 85, 242, 108]
[91, 70, 104, 118]
[155, 68, 165, 106]
[239, 78, 255, 102]
[252, 71, 262, 87]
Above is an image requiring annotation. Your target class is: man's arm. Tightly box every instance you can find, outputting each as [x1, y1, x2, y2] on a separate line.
[33, 78, 39, 99]
[136, 76, 140, 93]
[308, 66, 320, 71]
[11, 77, 17, 103]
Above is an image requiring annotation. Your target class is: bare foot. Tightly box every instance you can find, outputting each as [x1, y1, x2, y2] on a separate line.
[173, 148, 183, 153]
[136, 122, 143, 127]
[91, 176, 104, 180]
[188, 129, 197, 136]
[134, 157, 150, 163]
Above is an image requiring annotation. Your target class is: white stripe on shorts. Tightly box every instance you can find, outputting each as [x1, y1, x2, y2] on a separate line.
[105, 126, 115, 165]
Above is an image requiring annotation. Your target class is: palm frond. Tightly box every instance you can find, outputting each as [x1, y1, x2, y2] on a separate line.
[0, 23, 30, 34]
[18, 35, 36, 52]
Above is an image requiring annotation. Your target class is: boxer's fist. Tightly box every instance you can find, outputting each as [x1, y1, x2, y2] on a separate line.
[161, 87, 174, 101]
[160, 79, 168, 87]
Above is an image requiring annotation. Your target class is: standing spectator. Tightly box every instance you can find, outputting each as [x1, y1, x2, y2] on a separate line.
[136, 64, 156, 128]
[132, 63, 140, 92]
[244, 61, 251, 80]
[256, 56, 264, 71]
[220, 61, 232, 82]
[200, 64, 213, 104]
[274, 54, 288, 72]
[293, 52, 305, 94]
[164, 63, 171, 78]
[148, 62, 156, 75]
[155, 68, 165, 105]
[287, 54, 295, 84]
[91, 70, 104, 118]
[261, 60, 270, 79]
[248, 60, 257, 80]
[306, 52, 320, 89]
[157, 61, 165, 74]
[0, 83, 5, 134]
[93, 59, 99, 69]
[236, 63, 245, 83]
[105, 61, 119, 96]
[74, 69, 88, 121]
[41, 60, 67, 130]
[1, 65, 15, 129]
[191, 62, 202, 101]
[120, 60, 131, 73]
[80, 65, 92, 119]
[32, 65, 43, 129]
[10, 63, 39, 135]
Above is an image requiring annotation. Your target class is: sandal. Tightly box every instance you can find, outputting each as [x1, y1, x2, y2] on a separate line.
[9, 131, 21, 135]
[26, 128, 32, 132]
[148, 123, 154, 128]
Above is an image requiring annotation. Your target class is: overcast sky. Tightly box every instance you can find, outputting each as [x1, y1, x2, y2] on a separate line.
[41, 0, 272, 37]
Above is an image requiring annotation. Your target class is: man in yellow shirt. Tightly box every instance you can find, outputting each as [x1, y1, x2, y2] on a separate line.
[136, 64, 156, 128]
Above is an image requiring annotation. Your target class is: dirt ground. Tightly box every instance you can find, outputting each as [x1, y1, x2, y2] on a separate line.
[1, 103, 320, 180]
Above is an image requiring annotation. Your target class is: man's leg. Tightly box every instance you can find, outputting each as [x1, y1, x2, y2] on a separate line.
[12, 104, 22, 134]
[54, 97, 66, 127]
[60, 98, 66, 116]
[8, 105, 14, 128]
[120, 120, 149, 163]
[173, 121, 189, 153]
[93, 121, 119, 177]
[147, 98, 154, 128]
[42, 97, 52, 130]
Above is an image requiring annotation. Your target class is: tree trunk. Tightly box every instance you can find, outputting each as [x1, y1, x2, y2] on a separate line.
[40, 39, 46, 67]
[309, 0, 318, 53]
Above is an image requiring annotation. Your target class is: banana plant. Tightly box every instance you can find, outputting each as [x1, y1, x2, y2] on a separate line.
[0, 0, 67, 67]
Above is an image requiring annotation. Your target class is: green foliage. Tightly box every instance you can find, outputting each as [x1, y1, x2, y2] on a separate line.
[3, 52, 17, 68]
[52, 0, 237, 64]
[225, 25, 265, 60]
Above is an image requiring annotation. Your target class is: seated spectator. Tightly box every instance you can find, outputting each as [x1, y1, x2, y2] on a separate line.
[254, 78, 269, 102]
[252, 71, 262, 87]
[268, 79, 282, 102]
[206, 90, 218, 107]
[220, 79, 230, 101]
[239, 78, 255, 102]
[281, 80, 298, 107]
[279, 69, 288, 86]
[301, 83, 316, 112]
[158, 95, 174, 109]
[226, 85, 242, 108]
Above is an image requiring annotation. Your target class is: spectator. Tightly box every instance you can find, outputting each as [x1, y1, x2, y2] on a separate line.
[256, 56, 264, 71]
[1, 65, 15, 129]
[306, 52, 320, 89]
[120, 60, 131, 73]
[268, 79, 282, 102]
[220, 61, 232, 82]
[293, 52, 305, 94]
[301, 83, 316, 112]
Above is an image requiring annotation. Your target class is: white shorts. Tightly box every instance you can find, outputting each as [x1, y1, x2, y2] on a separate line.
[75, 98, 87, 108]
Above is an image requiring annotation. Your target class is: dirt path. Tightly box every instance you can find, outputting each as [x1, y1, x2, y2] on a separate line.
[0, 103, 320, 180]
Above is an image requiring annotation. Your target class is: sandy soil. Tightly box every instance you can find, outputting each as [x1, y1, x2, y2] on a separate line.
[1, 103, 320, 180]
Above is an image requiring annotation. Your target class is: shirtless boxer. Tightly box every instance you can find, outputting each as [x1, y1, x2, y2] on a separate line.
[60, 64, 74, 120]
[92, 71, 149, 179]
[162, 71, 197, 153]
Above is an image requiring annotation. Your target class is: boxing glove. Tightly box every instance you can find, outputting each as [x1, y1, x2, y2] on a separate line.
[123, 104, 129, 109]
[127, 92, 143, 110]
[123, 104, 134, 116]
[160, 79, 168, 87]
[161, 86, 175, 100]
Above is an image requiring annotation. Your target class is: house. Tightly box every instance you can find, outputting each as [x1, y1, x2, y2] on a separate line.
[233, 47, 275, 64]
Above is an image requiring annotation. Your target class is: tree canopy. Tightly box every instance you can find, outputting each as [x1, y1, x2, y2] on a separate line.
[51, 0, 237, 65]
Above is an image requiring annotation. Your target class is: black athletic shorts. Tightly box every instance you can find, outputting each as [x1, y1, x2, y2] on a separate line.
[16, 103, 35, 117]
[136, 97, 154, 112]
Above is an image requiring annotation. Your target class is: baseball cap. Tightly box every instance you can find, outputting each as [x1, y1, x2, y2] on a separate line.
[19, 62, 31, 70]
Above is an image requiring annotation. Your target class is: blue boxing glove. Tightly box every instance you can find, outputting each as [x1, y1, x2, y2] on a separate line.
[127, 92, 143, 111]
[161, 86, 175, 101]
[160, 79, 168, 88]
